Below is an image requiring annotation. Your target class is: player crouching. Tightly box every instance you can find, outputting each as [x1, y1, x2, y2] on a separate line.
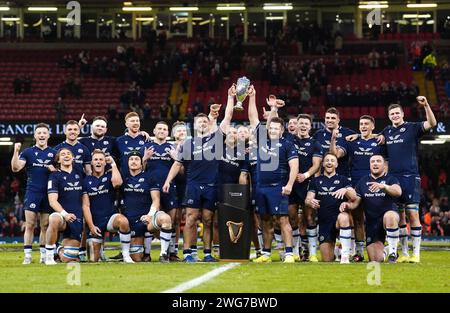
[340, 155, 402, 263]
[82, 150, 134, 263]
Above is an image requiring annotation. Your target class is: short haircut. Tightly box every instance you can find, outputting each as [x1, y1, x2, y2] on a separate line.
[326, 107, 340, 117]
[323, 152, 338, 160]
[360, 115, 375, 124]
[195, 113, 209, 120]
[297, 114, 312, 123]
[93, 116, 107, 124]
[370, 154, 385, 161]
[155, 121, 169, 127]
[35, 123, 49, 131]
[125, 111, 139, 122]
[65, 120, 79, 128]
[388, 103, 403, 113]
[287, 115, 297, 122]
[172, 121, 186, 128]
[91, 149, 106, 158]
[270, 117, 285, 127]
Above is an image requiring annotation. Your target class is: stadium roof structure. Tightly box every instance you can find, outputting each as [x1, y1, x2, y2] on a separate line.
[5, 1, 450, 7]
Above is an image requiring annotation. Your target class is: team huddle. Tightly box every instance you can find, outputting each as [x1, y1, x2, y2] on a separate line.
[11, 83, 437, 265]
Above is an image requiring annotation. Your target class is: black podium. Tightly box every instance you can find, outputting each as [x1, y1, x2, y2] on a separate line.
[218, 184, 252, 261]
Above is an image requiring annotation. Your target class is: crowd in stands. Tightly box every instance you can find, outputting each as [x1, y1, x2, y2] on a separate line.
[12, 75, 32, 95]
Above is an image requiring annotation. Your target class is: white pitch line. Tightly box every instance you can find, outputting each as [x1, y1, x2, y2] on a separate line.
[161, 263, 240, 293]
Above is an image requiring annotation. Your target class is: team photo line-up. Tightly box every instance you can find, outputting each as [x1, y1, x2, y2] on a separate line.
[10, 83, 437, 265]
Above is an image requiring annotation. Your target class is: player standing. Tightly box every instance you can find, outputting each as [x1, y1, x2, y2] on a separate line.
[381, 97, 437, 263]
[11, 123, 56, 264]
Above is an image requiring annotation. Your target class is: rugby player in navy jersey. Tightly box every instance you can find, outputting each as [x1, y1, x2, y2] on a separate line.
[305, 153, 357, 264]
[291, 114, 323, 262]
[142, 121, 180, 261]
[122, 151, 172, 263]
[330, 115, 387, 262]
[115, 112, 152, 175]
[247, 86, 299, 264]
[312, 107, 356, 177]
[82, 150, 134, 263]
[11, 123, 56, 264]
[54, 120, 92, 176]
[170, 121, 188, 259]
[340, 155, 402, 262]
[162, 87, 235, 262]
[45, 148, 84, 265]
[380, 97, 437, 263]
[78, 116, 116, 156]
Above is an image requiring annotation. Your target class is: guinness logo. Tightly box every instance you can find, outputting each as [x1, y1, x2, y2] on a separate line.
[226, 221, 244, 244]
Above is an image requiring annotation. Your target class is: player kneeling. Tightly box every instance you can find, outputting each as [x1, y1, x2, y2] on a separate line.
[82, 150, 134, 263]
[123, 151, 172, 263]
[340, 155, 402, 263]
[45, 148, 84, 265]
[305, 153, 357, 264]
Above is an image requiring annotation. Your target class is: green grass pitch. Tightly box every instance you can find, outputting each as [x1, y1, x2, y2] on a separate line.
[0, 244, 448, 293]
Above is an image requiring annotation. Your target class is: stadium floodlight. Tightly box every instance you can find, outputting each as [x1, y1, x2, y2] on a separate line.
[135, 17, 154, 21]
[403, 14, 431, 18]
[420, 140, 445, 144]
[199, 20, 211, 25]
[426, 20, 434, 24]
[0, 6, 10, 11]
[406, 3, 437, 8]
[220, 17, 229, 20]
[263, 4, 293, 10]
[122, 6, 152, 11]
[0, 137, 11, 141]
[1, 17, 20, 21]
[438, 135, 450, 140]
[266, 16, 284, 20]
[170, 7, 199, 11]
[358, 4, 389, 9]
[28, 7, 58, 11]
[123, 2, 133, 5]
[217, 4, 246, 11]
[0, 142, 13, 146]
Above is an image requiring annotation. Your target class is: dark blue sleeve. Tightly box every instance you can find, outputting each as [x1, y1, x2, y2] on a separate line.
[286, 142, 298, 161]
[355, 178, 363, 197]
[19, 148, 29, 162]
[313, 141, 324, 158]
[307, 178, 317, 193]
[48, 173, 59, 194]
[337, 137, 349, 155]
[413, 122, 426, 138]
[387, 175, 400, 186]
[83, 146, 92, 165]
[342, 176, 351, 188]
[82, 177, 88, 195]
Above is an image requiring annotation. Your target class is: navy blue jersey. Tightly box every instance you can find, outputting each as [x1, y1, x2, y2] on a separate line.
[115, 134, 150, 174]
[293, 137, 323, 173]
[176, 129, 221, 185]
[54, 141, 91, 175]
[19, 146, 56, 194]
[308, 174, 351, 221]
[219, 144, 244, 185]
[282, 131, 297, 144]
[254, 123, 298, 187]
[239, 145, 258, 188]
[79, 136, 116, 157]
[313, 126, 356, 176]
[355, 174, 400, 221]
[145, 141, 174, 185]
[121, 171, 159, 218]
[382, 122, 426, 176]
[83, 172, 115, 222]
[47, 169, 84, 217]
[339, 138, 387, 180]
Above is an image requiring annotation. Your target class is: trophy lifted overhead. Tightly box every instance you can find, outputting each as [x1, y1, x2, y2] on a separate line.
[234, 76, 251, 111]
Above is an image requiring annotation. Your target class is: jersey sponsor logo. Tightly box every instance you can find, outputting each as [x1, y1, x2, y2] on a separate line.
[89, 184, 109, 196]
[321, 186, 336, 192]
[358, 147, 372, 152]
[124, 183, 145, 193]
[388, 135, 401, 141]
[67, 182, 80, 187]
[32, 158, 52, 168]
[64, 181, 82, 191]
[324, 140, 330, 146]
[386, 134, 404, 144]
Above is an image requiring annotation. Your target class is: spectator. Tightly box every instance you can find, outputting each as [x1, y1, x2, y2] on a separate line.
[325, 84, 335, 107]
[107, 104, 117, 120]
[423, 51, 437, 80]
[368, 49, 380, 69]
[192, 97, 204, 115]
[54, 97, 66, 123]
[13, 76, 22, 94]
[300, 87, 311, 108]
[160, 101, 169, 119]
[142, 102, 152, 120]
[73, 78, 82, 99]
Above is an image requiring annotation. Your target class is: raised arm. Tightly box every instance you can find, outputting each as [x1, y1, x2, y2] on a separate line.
[106, 156, 123, 188]
[329, 129, 345, 158]
[417, 96, 437, 131]
[219, 85, 236, 134]
[11, 143, 26, 172]
[247, 85, 259, 130]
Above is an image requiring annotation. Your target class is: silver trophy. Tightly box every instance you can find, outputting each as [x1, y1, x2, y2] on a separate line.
[235, 76, 251, 111]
